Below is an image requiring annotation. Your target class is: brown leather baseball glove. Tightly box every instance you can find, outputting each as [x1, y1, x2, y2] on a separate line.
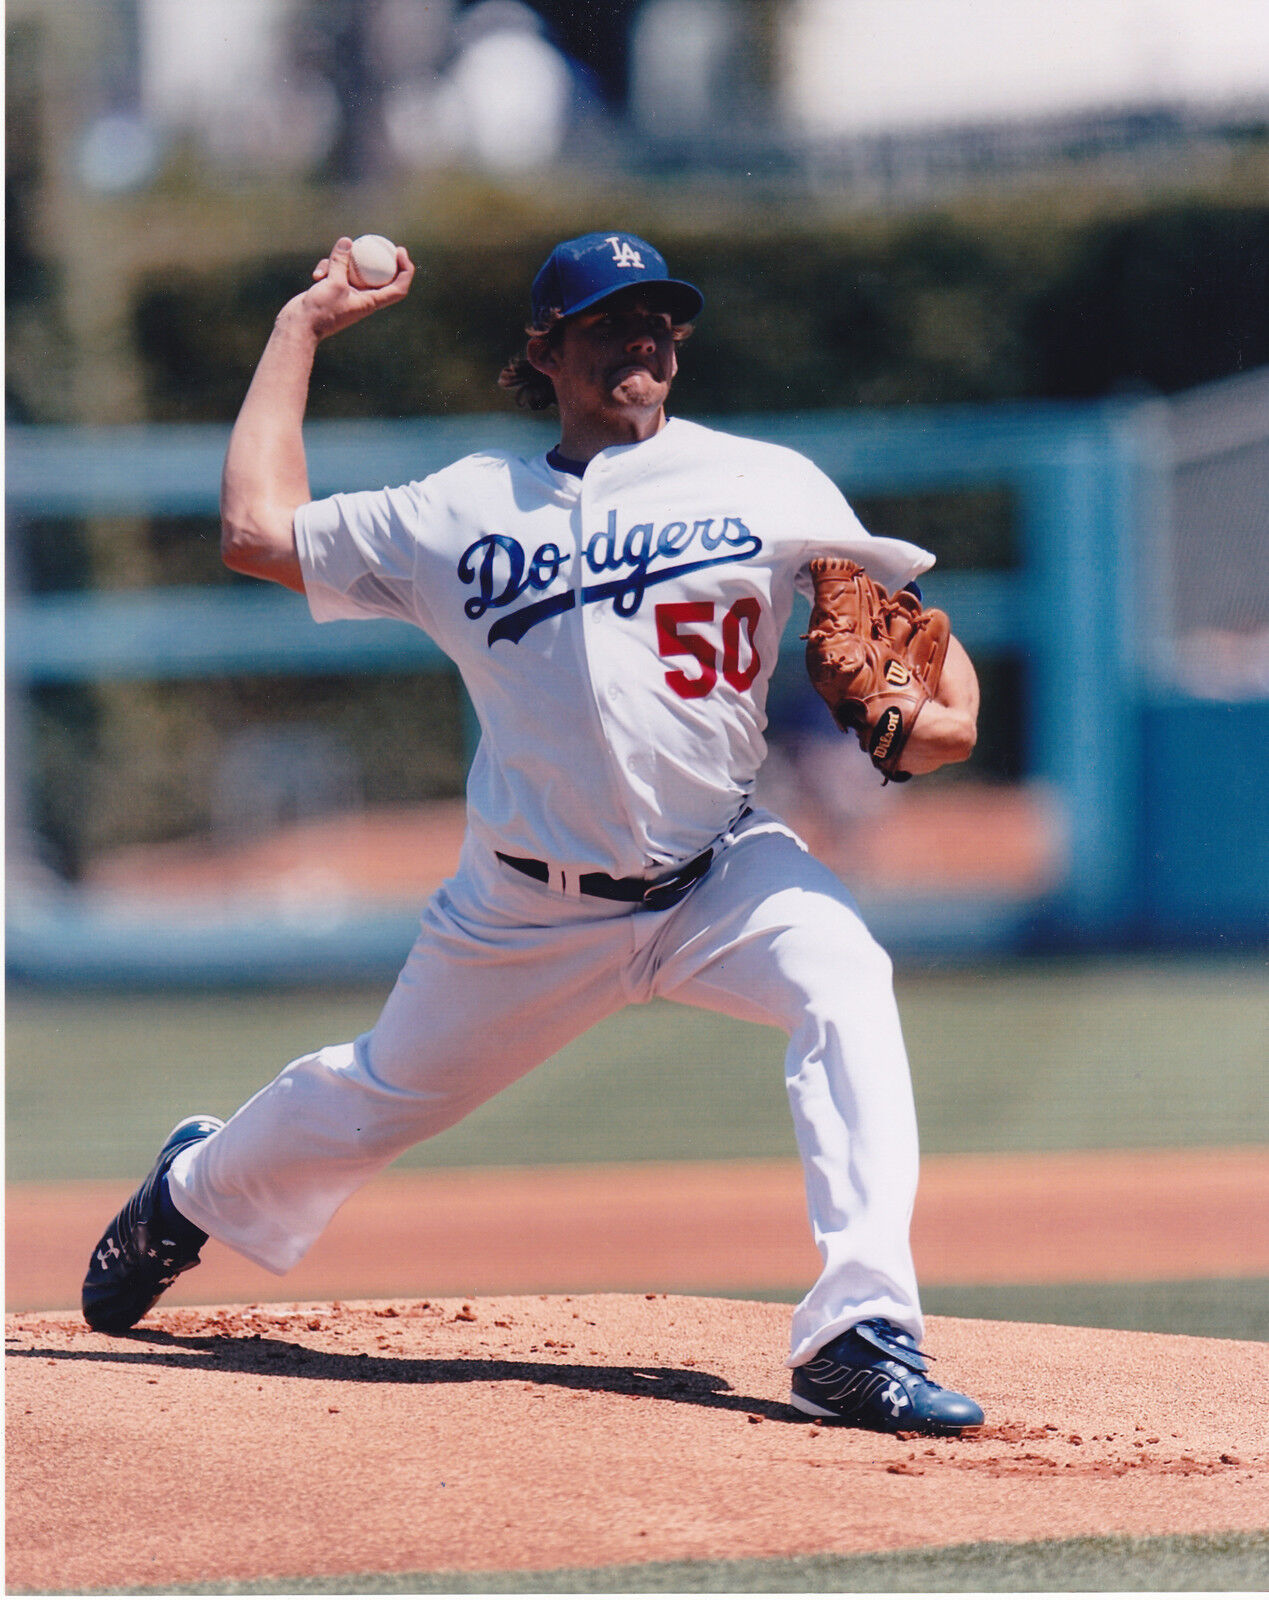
[803, 557, 950, 782]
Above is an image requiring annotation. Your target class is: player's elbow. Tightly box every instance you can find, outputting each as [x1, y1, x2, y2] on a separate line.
[220, 516, 249, 573]
[941, 708, 978, 766]
[220, 517, 266, 577]
[220, 510, 304, 593]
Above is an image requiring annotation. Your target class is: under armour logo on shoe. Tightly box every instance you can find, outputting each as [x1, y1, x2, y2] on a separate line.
[97, 1238, 122, 1267]
[883, 1380, 910, 1418]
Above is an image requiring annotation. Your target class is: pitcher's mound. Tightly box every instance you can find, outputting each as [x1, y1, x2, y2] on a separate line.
[7, 1295, 1267, 1593]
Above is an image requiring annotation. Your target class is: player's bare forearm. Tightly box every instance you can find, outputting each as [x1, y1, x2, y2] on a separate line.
[220, 308, 318, 592]
[899, 635, 980, 775]
[220, 236, 414, 592]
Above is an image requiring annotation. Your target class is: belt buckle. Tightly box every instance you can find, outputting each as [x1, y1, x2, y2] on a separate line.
[640, 850, 710, 912]
[641, 871, 688, 912]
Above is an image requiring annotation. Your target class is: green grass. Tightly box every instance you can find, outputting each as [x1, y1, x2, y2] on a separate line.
[730, 1277, 1269, 1343]
[7, 957, 1268, 1182]
[72, 1531, 1269, 1594]
[919, 1276, 1269, 1341]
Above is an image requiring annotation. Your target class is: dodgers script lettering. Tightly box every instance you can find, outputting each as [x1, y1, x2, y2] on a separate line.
[458, 510, 763, 645]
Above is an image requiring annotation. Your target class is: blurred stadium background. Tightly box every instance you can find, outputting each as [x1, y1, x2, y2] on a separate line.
[6, 1, 1268, 1332]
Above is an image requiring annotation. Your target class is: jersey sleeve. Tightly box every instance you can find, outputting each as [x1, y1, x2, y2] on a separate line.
[792, 459, 935, 596]
[294, 481, 439, 635]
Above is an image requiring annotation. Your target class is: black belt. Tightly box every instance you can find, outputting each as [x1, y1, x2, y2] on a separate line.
[496, 846, 714, 911]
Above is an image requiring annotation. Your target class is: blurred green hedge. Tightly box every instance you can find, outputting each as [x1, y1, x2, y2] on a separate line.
[22, 197, 1269, 874]
[133, 200, 1269, 421]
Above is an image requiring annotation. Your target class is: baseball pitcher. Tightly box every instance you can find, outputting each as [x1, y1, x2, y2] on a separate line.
[82, 231, 984, 1433]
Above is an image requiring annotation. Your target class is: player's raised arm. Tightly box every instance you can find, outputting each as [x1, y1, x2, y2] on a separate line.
[220, 235, 414, 592]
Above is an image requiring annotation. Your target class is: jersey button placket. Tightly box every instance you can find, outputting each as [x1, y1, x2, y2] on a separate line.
[578, 468, 647, 849]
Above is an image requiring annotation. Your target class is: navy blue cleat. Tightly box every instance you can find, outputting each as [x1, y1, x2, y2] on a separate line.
[82, 1116, 223, 1333]
[790, 1318, 984, 1434]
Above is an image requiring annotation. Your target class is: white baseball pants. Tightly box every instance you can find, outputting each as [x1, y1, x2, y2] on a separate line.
[168, 808, 924, 1365]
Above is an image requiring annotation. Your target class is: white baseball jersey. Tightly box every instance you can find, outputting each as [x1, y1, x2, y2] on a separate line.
[295, 416, 933, 877]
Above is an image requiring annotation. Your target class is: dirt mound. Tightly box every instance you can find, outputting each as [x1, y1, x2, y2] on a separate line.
[7, 1297, 1266, 1593]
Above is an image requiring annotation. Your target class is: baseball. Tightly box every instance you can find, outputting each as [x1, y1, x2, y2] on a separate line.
[349, 234, 400, 289]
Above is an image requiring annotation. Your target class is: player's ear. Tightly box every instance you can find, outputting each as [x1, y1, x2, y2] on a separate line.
[525, 334, 560, 378]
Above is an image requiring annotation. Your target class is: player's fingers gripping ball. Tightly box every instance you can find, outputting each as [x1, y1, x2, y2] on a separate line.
[803, 557, 950, 782]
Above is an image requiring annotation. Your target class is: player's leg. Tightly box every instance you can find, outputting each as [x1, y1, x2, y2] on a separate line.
[647, 815, 922, 1359]
[649, 819, 928, 1318]
[98, 859, 635, 1304]
[165, 886, 633, 1275]
[647, 815, 981, 1430]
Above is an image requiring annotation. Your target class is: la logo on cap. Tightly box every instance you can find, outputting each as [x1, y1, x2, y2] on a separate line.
[606, 236, 645, 269]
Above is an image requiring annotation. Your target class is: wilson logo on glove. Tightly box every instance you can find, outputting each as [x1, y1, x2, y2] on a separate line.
[869, 708, 904, 764]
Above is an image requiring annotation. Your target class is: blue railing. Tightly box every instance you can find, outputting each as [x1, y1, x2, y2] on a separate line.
[7, 402, 1160, 981]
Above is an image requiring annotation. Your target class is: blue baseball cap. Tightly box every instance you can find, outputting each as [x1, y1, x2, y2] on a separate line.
[530, 231, 703, 327]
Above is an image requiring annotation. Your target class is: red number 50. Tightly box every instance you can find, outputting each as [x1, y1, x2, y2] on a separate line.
[655, 599, 763, 700]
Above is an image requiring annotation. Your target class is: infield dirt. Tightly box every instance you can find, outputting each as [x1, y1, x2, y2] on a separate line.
[7, 1298, 1268, 1593]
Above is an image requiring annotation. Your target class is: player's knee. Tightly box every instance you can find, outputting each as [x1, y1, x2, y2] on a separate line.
[774, 913, 894, 1008]
[834, 930, 894, 1002]
[362, 1024, 506, 1125]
